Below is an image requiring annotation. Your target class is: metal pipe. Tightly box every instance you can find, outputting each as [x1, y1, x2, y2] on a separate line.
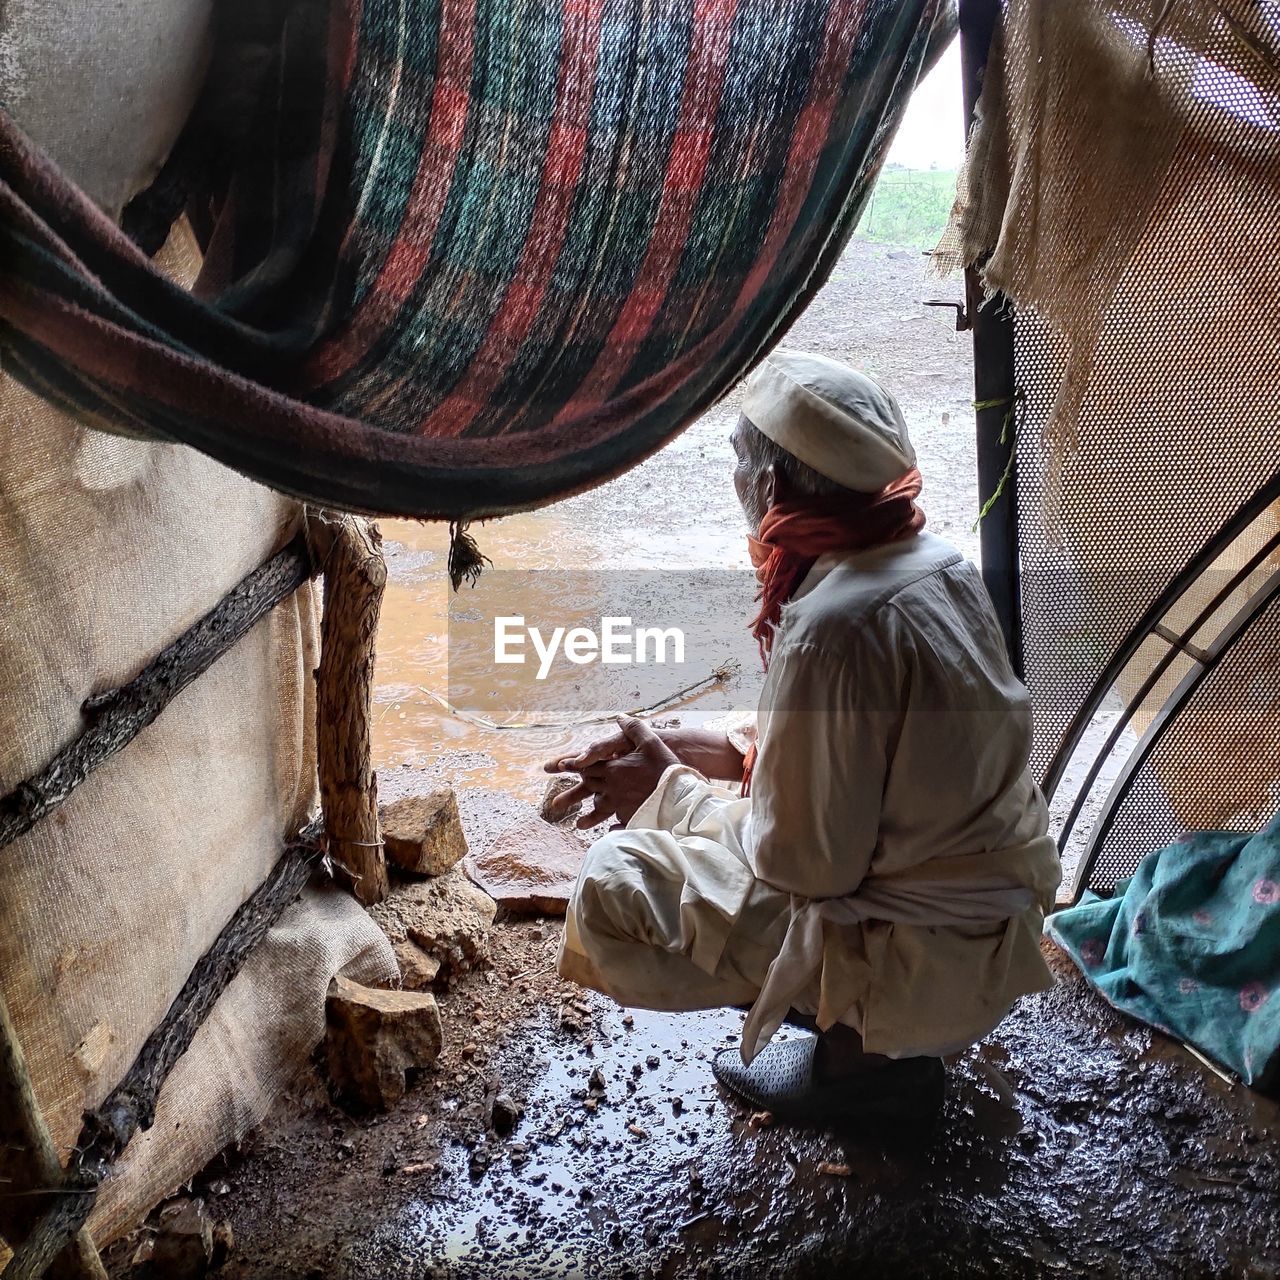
[958, 0, 1023, 676]
[1055, 527, 1280, 855]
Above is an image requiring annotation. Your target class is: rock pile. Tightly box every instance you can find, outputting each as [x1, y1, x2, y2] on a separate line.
[369, 868, 498, 979]
[324, 783, 496, 1111]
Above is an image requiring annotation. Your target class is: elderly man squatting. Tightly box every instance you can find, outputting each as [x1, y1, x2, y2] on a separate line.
[545, 350, 1061, 1125]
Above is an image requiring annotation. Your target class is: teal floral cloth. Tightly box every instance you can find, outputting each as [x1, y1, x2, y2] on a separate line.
[1047, 815, 1280, 1088]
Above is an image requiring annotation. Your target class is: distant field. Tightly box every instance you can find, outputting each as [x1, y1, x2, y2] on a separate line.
[855, 167, 958, 251]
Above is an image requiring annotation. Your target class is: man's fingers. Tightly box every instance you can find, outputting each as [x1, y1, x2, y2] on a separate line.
[576, 795, 617, 830]
[545, 779, 593, 819]
[617, 715, 660, 750]
[617, 715, 677, 764]
[569, 730, 630, 768]
[544, 729, 630, 773]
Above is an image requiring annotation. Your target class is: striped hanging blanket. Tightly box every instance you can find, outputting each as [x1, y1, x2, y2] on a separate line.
[0, 0, 946, 523]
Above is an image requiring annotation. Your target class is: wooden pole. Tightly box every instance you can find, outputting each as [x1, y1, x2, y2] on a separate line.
[0, 536, 313, 853]
[0, 992, 105, 1280]
[1, 827, 323, 1280]
[311, 512, 389, 906]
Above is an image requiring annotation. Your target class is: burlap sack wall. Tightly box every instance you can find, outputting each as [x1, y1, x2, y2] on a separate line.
[0, 0, 213, 218]
[0, 222, 397, 1248]
[0, 4, 395, 1248]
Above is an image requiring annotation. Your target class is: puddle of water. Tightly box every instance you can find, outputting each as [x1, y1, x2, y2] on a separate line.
[372, 469, 761, 802]
[374, 514, 583, 800]
[365, 1004, 751, 1276]
[361, 1000, 1049, 1277]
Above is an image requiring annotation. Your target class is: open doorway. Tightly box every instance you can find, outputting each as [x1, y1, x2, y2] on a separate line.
[369, 44, 975, 809]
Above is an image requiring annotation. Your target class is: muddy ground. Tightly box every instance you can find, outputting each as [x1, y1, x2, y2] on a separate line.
[108, 901, 1280, 1280]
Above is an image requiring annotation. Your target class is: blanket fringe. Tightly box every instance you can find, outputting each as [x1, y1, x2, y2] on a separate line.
[448, 520, 490, 591]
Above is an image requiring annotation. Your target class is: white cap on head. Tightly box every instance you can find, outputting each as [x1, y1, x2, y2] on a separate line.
[741, 349, 915, 493]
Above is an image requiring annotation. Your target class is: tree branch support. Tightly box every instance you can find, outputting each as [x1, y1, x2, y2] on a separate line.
[311, 512, 388, 906]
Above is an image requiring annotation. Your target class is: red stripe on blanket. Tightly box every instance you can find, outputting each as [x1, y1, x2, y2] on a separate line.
[720, 2, 865, 326]
[420, 0, 606, 438]
[306, 0, 479, 386]
[336, 0, 363, 98]
[554, 0, 863, 428]
[545, 0, 740, 427]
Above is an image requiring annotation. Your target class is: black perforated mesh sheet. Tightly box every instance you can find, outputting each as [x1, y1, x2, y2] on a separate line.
[1013, 308, 1279, 781]
[1084, 593, 1280, 897]
[997, 2, 1280, 894]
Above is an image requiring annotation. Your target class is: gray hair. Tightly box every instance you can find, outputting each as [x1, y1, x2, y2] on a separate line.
[737, 414, 850, 504]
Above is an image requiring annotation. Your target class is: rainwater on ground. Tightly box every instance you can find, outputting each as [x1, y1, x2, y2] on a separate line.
[203, 923, 1280, 1280]
[352, 990, 1280, 1280]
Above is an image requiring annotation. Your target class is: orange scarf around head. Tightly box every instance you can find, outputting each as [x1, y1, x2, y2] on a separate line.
[739, 466, 925, 795]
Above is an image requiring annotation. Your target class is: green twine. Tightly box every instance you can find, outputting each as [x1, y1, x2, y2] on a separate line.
[972, 389, 1025, 530]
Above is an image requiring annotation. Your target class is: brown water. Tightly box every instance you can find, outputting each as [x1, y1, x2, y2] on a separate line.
[371, 416, 762, 804]
[372, 513, 592, 802]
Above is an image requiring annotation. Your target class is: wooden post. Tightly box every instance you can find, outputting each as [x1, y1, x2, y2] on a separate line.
[0, 992, 105, 1280]
[312, 512, 389, 906]
[0, 537, 312, 853]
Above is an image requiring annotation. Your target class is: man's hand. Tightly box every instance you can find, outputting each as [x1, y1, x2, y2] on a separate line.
[545, 724, 745, 789]
[543, 716, 679, 829]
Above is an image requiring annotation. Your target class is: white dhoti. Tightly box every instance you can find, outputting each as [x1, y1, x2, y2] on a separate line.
[559, 822, 808, 1019]
[558, 765, 1058, 1062]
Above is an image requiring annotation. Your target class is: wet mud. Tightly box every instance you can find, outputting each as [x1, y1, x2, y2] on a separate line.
[163, 920, 1280, 1280]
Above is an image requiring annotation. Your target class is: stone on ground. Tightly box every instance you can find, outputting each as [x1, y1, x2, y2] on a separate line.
[369, 867, 497, 979]
[538, 774, 582, 824]
[142, 1197, 231, 1279]
[490, 1094, 523, 1136]
[464, 814, 588, 916]
[325, 975, 444, 1111]
[379, 788, 468, 875]
[393, 938, 441, 991]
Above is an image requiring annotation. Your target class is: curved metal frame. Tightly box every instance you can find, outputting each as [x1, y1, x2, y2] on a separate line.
[1041, 467, 1280, 804]
[1055, 526, 1280, 855]
[1066, 569, 1280, 902]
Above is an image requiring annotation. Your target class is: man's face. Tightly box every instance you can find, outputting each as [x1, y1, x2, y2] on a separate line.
[731, 416, 768, 532]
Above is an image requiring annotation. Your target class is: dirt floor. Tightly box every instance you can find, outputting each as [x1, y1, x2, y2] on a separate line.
[107, 900, 1280, 1280]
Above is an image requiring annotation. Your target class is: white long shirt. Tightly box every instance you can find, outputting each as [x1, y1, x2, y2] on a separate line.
[636, 532, 1062, 1060]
